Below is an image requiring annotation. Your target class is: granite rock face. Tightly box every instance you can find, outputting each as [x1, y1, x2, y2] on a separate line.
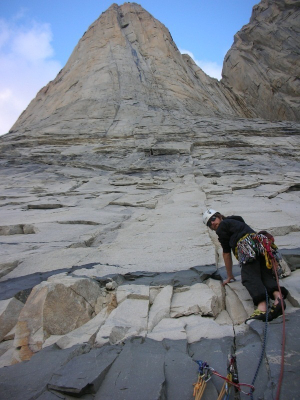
[0, 310, 299, 400]
[0, 1, 300, 399]
[8, 3, 251, 140]
[222, 0, 300, 121]
[1, 267, 299, 368]
[0, 2, 299, 280]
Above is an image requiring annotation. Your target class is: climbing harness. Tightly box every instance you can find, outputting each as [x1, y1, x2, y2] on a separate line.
[235, 232, 284, 278]
[193, 358, 255, 399]
[235, 232, 278, 268]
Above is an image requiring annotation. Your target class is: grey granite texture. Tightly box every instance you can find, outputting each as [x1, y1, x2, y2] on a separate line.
[0, 2, 299, 399]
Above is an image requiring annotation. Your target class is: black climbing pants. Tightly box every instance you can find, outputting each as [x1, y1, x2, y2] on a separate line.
[241, 255, 288, 306]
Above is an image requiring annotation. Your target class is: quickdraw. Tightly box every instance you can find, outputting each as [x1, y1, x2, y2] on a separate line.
[193, 357, 255, 399]
[216, 373, 232, 400]
[235, 232, 281, 271]
[193, 361, 212, 400]
[216, 355, 239, 400]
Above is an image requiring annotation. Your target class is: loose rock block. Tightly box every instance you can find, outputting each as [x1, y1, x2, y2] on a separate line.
[48, 345, 121, 395]
[148, 285, 173, 332]
[0, 344, 90, 400]
[0, 297, 24, 341]
[147, 318, 187, 341]
[170, 283, 219, 318]
[206, 278, 225, 312]
[94, 338, 166, 400]
[116, 284, 150, 304]
[225, 285, 248, 325]
[56, 307, 108, 349]
[95, 298, 149, 346]
[181, 315, 233, 343]
[13, 277, 101, 361]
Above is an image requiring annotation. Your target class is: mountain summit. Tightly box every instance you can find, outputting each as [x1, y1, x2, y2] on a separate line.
[9, 0, 300, 141]
[10, 2, 251, 140]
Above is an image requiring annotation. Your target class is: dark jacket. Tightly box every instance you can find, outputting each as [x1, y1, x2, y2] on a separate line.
[216, 216, 255, 253]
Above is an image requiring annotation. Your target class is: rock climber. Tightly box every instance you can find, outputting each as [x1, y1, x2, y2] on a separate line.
[203, 209, 288, 323]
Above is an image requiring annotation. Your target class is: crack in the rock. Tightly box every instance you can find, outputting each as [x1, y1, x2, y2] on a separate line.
[68, 286, 97, 311]
[231, 324, 241, 400]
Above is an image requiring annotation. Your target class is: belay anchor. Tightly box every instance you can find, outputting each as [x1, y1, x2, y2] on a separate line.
[193, 361, 212, 400]
[193, 356, 255, 399]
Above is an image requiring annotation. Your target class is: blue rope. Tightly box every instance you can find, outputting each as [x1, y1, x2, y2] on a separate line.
[223, 391, 230, 400]
[250, 288, 269, 400]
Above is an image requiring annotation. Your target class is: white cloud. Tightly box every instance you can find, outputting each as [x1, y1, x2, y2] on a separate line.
[179, 48, 222, 81]
[0, 16, 62, 136]
[12, 23, 55, 61]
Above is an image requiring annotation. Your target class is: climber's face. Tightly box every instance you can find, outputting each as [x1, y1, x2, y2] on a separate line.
[208, 216, 221, 231]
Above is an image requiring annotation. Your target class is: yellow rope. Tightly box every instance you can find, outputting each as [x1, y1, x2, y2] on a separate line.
[217, 383, 226, 400]
[193, 375, 207, 400]
[217, 373, 232, 400]
[193, 372, 233, 400]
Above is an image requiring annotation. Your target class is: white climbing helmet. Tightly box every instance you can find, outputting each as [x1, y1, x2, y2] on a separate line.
[203, 209, 218, 226]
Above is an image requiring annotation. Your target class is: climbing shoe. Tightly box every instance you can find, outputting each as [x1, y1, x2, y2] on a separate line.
[245, 309, 266, 324]
[269, 298, 286, 321]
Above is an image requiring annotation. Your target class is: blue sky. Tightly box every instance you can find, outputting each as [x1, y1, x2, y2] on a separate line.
[0, 0, 258, 135]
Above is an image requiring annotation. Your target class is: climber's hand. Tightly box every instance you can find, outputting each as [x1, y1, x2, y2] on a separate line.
[222, 276, 236, 286]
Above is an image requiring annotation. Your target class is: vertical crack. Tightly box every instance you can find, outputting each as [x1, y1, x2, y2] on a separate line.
[231, 324, 241, 400]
